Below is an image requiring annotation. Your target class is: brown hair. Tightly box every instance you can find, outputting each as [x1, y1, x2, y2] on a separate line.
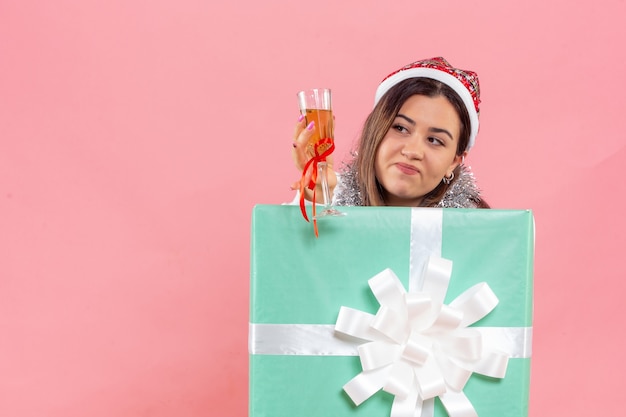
[354, 77, 487, 207]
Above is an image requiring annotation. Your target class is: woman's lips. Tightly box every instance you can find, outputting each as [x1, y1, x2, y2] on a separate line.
[395, 162, 419, 175]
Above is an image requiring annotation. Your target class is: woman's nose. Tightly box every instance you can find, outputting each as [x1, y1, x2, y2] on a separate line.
[400, 137, 424, 159]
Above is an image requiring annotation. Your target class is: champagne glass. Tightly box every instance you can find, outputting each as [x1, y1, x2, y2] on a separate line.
[297, 88, 345, 219]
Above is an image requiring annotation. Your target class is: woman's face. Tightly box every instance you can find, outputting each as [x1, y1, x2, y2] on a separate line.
[374, 94, 465, 206]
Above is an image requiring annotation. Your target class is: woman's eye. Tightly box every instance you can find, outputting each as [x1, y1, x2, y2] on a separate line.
[428, 137, 444, 146]
[393, 124, 409, 133]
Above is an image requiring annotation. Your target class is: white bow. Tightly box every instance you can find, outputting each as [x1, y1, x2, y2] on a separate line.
[335, 256, 509, 417]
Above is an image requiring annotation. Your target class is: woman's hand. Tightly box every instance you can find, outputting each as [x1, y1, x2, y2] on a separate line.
[290, 115, 337, 203]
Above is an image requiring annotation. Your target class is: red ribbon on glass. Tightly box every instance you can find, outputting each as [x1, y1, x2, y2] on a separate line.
[299, 138, 335, 237]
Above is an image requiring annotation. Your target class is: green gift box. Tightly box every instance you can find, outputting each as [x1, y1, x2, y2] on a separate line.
[249, 205, 534, 417]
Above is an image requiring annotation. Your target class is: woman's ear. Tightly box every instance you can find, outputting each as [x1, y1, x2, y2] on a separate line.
[448, 151, 468, 176]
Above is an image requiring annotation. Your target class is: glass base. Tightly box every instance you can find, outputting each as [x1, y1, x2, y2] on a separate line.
[314, 207, 346, 219]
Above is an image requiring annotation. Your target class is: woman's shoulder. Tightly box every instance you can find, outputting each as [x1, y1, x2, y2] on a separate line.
[333, 161, 363, 206]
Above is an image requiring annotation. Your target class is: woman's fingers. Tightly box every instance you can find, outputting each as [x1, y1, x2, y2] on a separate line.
[292, 118, 315, 170]
[292, 114, 306, 142]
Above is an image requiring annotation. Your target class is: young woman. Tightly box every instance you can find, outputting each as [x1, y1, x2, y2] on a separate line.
[291, 57, 489, 209]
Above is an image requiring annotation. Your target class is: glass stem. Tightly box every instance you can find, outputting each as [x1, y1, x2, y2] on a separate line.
[318, 161, 331, 209]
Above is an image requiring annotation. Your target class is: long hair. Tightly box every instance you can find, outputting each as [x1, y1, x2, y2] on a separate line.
[354, 77, 481, 207]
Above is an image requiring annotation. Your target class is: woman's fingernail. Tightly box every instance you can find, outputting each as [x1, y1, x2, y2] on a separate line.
[292, 142, 297, 148]
[307, 121, 314, 131]
[298, 114, 305, 122]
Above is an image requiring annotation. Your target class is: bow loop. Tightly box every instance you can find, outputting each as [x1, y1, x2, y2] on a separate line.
[372, 305, 409, 344]
[449, 282, 499, 327]
[359, 341, 401, 371]
[384, 361, 416, 398]
[402, 332, 431, 366]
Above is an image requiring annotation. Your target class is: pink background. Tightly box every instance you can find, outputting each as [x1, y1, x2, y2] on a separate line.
[1, 1, 624, 415]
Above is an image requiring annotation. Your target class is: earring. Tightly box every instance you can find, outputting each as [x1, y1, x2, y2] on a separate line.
[443, 172, 454, 185]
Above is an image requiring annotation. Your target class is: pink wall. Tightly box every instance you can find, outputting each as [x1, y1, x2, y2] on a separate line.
[1, 1, 624, 415]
